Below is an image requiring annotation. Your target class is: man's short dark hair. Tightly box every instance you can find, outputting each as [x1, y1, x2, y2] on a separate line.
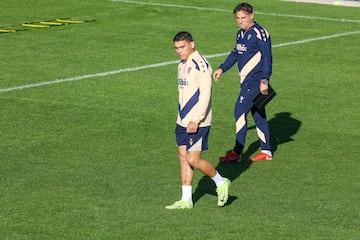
[233, 2, 253, 14]
[173, 31, 193, 42]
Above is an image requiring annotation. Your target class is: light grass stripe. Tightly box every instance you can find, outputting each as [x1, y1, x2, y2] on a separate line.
[111, 0, 360, 23]
[0, 31, 359, 93]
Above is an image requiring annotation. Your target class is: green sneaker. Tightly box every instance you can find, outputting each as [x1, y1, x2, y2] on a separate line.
[216, 178, 231, 207]
[165, 200, 193, 210]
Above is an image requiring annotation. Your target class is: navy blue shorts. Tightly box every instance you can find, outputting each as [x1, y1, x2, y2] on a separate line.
[175, 124, 210, 151]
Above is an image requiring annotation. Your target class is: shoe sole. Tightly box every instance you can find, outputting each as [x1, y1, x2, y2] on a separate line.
[250, 158, 272, 161]
[165, 205, 193, 210]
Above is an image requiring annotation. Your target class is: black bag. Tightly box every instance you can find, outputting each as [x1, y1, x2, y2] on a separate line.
[253, 85, 276, 111]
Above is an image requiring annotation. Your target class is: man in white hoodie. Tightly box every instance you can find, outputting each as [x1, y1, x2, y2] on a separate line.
[165, 31, 230, 209]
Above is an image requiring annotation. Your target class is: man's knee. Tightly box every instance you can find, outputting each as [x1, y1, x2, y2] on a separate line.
[186, 151, 201, 167]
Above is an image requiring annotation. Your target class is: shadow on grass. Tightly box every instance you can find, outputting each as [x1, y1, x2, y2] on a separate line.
[192, 111, 301, 205]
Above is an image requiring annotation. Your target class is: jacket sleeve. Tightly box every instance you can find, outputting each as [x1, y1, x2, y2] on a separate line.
[191, 60, 212, 123]
[259, 35, 272, 80]
[219, 48, 238, 73]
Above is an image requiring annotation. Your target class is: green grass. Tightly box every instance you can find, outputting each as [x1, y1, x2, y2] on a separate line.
[1, 0, 360, 239]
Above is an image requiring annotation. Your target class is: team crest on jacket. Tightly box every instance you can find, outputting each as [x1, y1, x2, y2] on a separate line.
[187, 67, 191, 74]
[247, 34, 252, 41]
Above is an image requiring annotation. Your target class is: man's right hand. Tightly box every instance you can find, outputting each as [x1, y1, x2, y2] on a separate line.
[213, 68, 223, 81]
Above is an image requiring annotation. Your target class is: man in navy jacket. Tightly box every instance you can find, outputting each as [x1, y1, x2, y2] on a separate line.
[213, 2, 273, 162]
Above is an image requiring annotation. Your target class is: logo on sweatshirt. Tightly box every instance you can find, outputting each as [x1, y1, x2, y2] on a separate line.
[178, 78, 188, 88]
[236, 44, 247, 54]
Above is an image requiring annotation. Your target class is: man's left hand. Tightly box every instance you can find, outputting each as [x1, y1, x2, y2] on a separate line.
[186, 121, 199, 133]
[260, 79, 269, 95]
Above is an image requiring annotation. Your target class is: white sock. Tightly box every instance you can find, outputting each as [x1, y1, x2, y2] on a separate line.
[211, 171, 225, 187]
[261, 150, 272, 156]
[181, 185, 192, 202]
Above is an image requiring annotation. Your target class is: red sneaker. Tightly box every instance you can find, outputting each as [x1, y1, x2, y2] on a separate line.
[219, 151, 241, 163]
[250, 152, 272, 161]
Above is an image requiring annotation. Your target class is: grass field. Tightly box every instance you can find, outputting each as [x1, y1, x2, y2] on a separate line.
[1, 0, 359, 239]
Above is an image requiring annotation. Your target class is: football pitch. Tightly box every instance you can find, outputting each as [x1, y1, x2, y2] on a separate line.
[1, 0, 359, 239]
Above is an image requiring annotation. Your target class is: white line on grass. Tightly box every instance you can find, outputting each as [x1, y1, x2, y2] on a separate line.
[0, 31, 359, 94]
[0, 61, 179, 94]
[111, 0, 360, 23]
